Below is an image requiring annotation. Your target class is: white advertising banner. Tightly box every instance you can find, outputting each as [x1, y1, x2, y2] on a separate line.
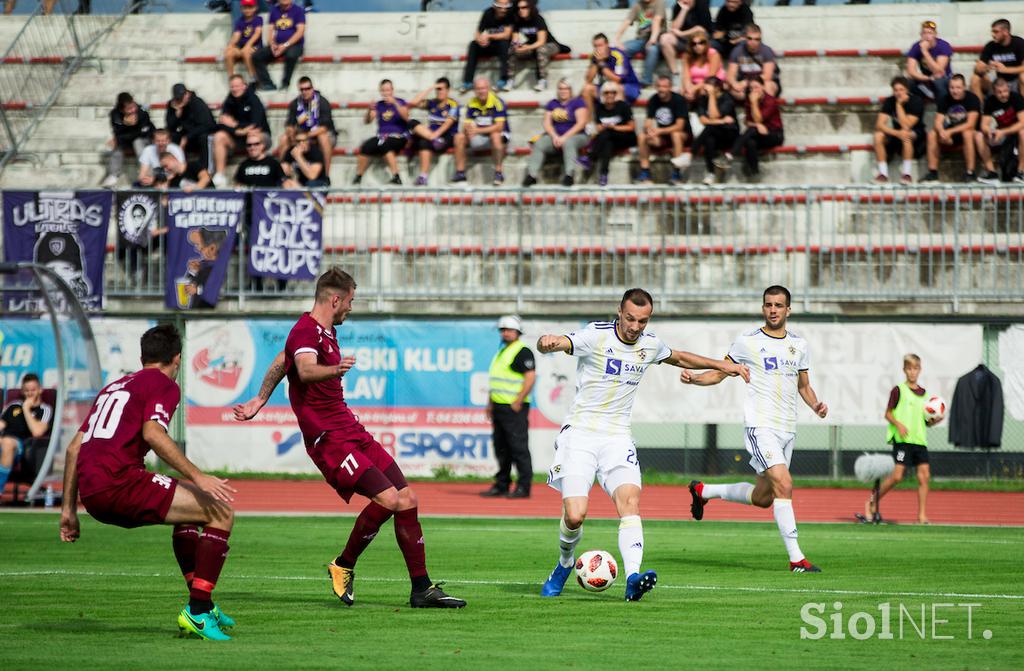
[181, 318, 982, 474]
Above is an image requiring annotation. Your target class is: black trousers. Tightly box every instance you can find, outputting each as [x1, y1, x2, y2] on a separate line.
[491, 402, 532, 491]
[696, 125, 739, 171]
[731, 128, 784, 174]
[591, 130, 637, 175]
[253, 43, 304, 88]
[463, 40, 510, 84]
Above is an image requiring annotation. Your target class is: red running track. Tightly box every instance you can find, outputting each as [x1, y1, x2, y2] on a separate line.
[231, 480, 1024, 526]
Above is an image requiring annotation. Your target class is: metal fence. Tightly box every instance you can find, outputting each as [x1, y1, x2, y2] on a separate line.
[89, 185, 1024, 311]
[0, 0, 139, 172]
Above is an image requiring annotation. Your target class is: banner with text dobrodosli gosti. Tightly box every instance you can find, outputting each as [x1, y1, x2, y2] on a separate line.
[183, 319, 981, 475]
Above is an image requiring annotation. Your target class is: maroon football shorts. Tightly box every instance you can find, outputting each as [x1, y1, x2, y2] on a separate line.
[80, 467, 178, 528]
[307, 427, 408, 503]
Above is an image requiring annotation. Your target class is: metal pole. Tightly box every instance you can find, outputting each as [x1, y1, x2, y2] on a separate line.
[830, 424, 840, 479]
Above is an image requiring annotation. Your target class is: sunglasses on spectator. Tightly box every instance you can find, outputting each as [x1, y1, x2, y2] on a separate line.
[692, 40, 706, 45]
[602, 91, 617, 96]
[246, 142, 262, 147]
[299, 86, 313, 92]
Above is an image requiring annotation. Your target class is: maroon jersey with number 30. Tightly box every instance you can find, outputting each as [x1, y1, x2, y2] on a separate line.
[76, 368, 181, 497]
[284, 312, 360, 442]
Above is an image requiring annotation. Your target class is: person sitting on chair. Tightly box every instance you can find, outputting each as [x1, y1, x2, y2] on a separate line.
[0, 374, 53, 497]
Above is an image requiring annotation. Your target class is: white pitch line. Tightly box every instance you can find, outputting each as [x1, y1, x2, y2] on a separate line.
[3, 569, 1022, 601]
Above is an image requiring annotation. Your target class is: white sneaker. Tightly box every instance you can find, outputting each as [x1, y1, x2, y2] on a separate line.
[702, 172, 715, 186]
[670, 153, 692, 170]
[212, 173, 228, 189]
[533, 79, 548, 92]
[100, 174, 118, 188]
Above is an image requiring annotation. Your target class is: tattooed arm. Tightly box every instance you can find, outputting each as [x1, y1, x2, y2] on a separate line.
[233, 350, 287, 421]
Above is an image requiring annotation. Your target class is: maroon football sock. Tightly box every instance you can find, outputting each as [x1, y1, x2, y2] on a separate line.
[394, 507, 429, 583]
[339, 501, 393, 567]
[189, 527, 231, 606]
[171, 525, 200, 587]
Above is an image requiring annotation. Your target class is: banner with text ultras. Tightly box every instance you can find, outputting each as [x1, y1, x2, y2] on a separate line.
[1, 190, 112, 311]
[183, 319, 563, 475]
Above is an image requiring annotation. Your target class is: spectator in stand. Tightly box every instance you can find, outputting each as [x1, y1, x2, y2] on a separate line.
[971, 19, 1024, 99]
[975, 77, 1024, 185]
[718, 75, 783, 178]
[165, 83, 216, 172]
[253, 0, 306, 92]
[509, 0, 561, 92]
[681, 29, 724, 102]
[613, 0, 666, 88]
[353, 79, 409, 186]
[101, 92, 154, 188]
[159, 152, 212, 192]
[636, 75, 691, 184]
[522, 79, 589, 188]
[461, 1, 515, 94]
[453, 76, 510, 186]
[407, 78, 461, 186]
[693, 76, 738, 185]
[212, 74, 272, 188]
[589, 81, 636, 187]
[235, 131, 295, 188]
[224, 0, 263, 81]
[283, 136, 330, 187]
[905, 20, 952, 104]
[0, 373, 53, 497]
[921, 74, 979, 183]
[583, 33, 641, 120]
[137, 129, 184, 187]
[711, 0, 752, 60]
[659, 0, 713, 87]
[277, 77, 337, 176]
[873, 76, 925, 185]
[726, 23, 781, 100]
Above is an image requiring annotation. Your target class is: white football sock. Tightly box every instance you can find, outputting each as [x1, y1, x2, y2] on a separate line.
[901, 159, 913, 176]
[702, 482, 754, 504]
[877, 161, 889, 177]
[773, 498, 804, 563]
[559, 516, 582, 568]
[618, 515, 644, 577]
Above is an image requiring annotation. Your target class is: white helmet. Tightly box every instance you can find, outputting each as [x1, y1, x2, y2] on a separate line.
[496, 315, 523, 332]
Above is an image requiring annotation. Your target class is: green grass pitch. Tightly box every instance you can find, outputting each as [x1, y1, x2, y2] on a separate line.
[2, 513, 1021, 670]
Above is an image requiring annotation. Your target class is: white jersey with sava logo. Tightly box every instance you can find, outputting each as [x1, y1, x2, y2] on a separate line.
[727, 327, 810, 433]
[562, 321, 673, 435]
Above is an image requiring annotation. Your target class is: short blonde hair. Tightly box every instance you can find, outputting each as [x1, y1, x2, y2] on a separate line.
[903, 353, 921, 367]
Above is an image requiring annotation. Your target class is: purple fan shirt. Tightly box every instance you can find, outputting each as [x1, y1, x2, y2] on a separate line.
[546, 96, 586, 136]
[376, 98, 409, 136]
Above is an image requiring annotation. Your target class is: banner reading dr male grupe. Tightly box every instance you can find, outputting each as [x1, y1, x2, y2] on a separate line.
[2, 190, 112, 311]
[247, 190, 323, 281]
[164, 192, 244, 310]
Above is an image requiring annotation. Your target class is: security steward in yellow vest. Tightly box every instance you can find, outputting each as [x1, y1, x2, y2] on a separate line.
[481, 315, 537, 499]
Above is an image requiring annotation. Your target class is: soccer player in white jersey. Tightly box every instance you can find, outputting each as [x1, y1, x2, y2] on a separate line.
[682, 285, 828, 573]
[537, 288, 749, 600]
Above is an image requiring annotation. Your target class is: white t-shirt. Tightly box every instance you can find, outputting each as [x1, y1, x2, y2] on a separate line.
[562, 320, 673, 435]
[726, 327, 810, 433]
[138, 142, 185, 169]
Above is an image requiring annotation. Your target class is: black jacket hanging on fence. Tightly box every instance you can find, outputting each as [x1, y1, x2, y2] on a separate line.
[948, 364, 1004, 449]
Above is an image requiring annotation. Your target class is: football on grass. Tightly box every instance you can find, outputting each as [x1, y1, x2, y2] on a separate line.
[924, 395, 946, 421]
[575, 550, 618, 592]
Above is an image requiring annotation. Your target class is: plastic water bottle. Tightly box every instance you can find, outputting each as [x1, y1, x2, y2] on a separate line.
[44, 485, 55, 508]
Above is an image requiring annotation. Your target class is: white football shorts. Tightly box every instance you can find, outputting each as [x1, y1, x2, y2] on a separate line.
[744, 427, 795, 475]
[546, 426, 642, 499]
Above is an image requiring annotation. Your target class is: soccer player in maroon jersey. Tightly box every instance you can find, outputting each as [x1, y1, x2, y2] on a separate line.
[60, 324, 239, 641]
[233, 267, 466, 609]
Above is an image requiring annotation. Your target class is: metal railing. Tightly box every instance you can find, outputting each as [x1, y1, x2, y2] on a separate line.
[0, 0, 140, 173]
[84, 184, 1024, 311]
